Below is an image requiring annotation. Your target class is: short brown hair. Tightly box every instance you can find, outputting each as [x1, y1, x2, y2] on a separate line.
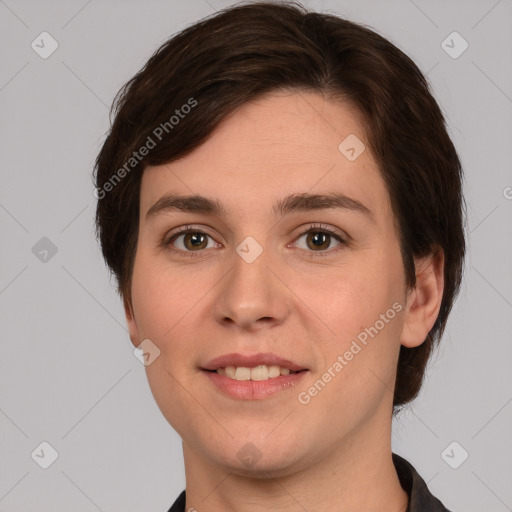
[94, 0, 466, 414]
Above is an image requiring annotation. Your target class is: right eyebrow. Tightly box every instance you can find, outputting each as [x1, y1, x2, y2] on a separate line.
[145, 194, 229, 220]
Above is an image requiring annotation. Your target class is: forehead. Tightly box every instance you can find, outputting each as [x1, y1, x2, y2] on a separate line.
[140, 91, 391, 223]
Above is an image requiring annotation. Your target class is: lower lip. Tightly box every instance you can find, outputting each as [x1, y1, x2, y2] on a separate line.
[202, 370, 308, 400]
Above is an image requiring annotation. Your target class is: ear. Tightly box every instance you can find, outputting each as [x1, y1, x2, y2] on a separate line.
[124, 295, 142, 348]
[400, 248, 445, 348]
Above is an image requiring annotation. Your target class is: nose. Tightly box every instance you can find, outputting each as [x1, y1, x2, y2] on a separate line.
[212, 243, 291, 332]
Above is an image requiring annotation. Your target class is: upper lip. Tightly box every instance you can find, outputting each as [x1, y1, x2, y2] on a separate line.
[201, 352, 308, 372]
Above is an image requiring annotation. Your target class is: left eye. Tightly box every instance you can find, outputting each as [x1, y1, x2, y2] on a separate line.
[293, 229, 344, 252]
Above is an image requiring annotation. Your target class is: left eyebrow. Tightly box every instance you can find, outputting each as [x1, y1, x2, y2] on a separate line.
[274, 192, 374, 221]
[145, 192, 374, 222]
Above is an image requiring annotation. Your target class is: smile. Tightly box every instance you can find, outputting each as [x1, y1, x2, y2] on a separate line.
[213, 364, 300, 381]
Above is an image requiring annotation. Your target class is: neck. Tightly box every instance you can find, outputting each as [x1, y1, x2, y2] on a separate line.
[181, 410, 408, 512]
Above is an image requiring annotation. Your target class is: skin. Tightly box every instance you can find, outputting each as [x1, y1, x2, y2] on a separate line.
[125, 90, 444, 512]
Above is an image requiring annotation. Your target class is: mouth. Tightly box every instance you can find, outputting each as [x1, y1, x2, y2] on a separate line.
[200, 353, 309, 399]
[201, 352, 308, 378]
[203, 364, 306, 381]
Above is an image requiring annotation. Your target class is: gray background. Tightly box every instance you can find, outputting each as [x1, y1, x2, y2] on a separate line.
[1, 0, 511, 510]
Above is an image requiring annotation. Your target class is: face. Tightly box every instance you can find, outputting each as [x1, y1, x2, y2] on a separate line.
[125, 91, 433, 476]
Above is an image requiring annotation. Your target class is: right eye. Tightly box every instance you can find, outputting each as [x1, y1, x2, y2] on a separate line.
[165, 226, 220, 255]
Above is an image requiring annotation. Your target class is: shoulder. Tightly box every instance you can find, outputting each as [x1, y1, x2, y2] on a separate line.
[392, 452, 453, 512]
[166, 489, 186, 512]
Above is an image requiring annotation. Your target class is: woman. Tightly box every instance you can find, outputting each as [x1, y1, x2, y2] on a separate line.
[94, 2, 465, 510]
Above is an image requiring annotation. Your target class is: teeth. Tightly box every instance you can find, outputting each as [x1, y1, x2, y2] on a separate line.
[268, 365, 281, 378]
[235, 367, 251, 380]
[225, 366, 236, 379]
[250, 365, 268, 381]
[217, 365, 298, 381]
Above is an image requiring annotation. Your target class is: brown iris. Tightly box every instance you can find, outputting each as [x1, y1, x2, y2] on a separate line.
[183, 232, 208, 251]
[306, 232, 331, 251]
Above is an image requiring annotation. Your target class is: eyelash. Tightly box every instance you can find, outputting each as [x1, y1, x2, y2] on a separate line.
[163, 223, 347, 258]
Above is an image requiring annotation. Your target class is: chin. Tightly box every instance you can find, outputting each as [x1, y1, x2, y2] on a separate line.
[206, 436, 312, 479]
[220, 452, 307, 479]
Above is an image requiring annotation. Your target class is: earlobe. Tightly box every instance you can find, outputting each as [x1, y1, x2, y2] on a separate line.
[400, 249, 445, 348]
[123, 296, 141, 348]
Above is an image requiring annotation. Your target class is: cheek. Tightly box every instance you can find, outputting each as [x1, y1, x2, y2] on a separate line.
[130, 250, 201, 340]
[295, 250, 404, 341]
[130, 252, 204, 434]
[291, 246, 405, 396]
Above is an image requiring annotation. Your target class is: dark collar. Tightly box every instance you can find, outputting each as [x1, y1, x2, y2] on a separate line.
[392, 453, 452, 512]
[167, 453, 452, 512]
